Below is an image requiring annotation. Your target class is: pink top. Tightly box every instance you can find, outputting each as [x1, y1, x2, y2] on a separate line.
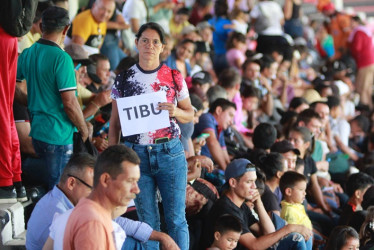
[226, 48, 246, 71]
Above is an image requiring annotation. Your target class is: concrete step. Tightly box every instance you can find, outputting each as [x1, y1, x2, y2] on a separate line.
[0, 201, 30, 248]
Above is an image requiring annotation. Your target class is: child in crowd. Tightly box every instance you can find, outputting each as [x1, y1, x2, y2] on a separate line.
[226, 32, 247, 71]
[279, 171, 313, 249]
[208, 214, 242, 250]
[229, 8, 248, 35]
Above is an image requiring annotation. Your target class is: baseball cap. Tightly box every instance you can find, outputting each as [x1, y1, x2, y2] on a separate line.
[65, 44, 92, 66]
[322, 2, 335, 12]
[270, 140, 300, 155]
[42, 6, 70, 30]
[192, 71, 212, 85]
[196, 21, 215, 32]
[181, 25, 198, 36]
[225, 159, 256, 182]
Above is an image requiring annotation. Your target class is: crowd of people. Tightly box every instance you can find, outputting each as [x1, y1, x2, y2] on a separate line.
[1, 0, 374, 249]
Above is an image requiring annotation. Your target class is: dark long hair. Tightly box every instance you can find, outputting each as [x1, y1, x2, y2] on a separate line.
[290, 126, 315, 158]
[325, 226, 359, 250]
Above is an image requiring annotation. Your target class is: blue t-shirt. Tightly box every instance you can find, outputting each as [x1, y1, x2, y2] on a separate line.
[208, 17, 232, 55]
[192, 112, 225, 158]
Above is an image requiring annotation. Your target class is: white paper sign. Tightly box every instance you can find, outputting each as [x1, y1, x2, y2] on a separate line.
[116, 92, 170, 136]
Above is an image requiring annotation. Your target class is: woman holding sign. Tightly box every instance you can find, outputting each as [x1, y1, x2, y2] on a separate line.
[109, 22, 194, 250]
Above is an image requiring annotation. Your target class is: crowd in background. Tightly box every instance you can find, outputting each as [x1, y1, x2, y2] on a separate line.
[2, 0, 374, 249]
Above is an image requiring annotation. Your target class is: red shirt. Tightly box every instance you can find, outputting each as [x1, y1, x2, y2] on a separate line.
[350, 28, 374, 69]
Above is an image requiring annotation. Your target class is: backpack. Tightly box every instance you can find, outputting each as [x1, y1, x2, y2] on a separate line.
[0, 0, 38, 37]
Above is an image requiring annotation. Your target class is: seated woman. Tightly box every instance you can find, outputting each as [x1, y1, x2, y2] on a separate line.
[165, 39, 196, 79]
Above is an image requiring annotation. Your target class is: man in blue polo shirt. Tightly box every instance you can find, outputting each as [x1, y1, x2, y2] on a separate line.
[192, 98, 236, 170]
[17, 6, 88, 190]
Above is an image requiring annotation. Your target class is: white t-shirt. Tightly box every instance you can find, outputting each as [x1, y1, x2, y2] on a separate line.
[122, 0, 147, 53]
[250, 1, 284, 35]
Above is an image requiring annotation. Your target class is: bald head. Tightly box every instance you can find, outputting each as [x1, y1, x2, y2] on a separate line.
[91, 0, 115, 23]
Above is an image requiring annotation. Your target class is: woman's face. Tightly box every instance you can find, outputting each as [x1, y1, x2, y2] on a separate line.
[340, 237, 359, 250]
[176, 42, 195, 61]
[136, 29, 165, 62]
[288, 131, 309, 157]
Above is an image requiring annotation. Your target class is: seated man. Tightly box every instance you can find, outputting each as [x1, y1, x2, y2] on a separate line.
[27, 153, 176, 250]
[201, 158, 313, 249]
[192, 98, 236, 170]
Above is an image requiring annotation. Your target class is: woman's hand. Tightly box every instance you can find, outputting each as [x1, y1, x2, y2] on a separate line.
[158, 102, 178, 117]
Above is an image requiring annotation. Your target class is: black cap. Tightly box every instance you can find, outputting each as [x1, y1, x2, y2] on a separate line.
[42, 6, 70, 30]
[271, 140, 300, 155]
[192, 71, 212, 85]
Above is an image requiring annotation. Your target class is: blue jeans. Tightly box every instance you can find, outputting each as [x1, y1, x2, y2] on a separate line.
[271, 213, 312, 250]
[100, 33, 126, 70]
[125, 139, 189, 250]
[122, 236, 144, 250]
[32, 139, 73, 190]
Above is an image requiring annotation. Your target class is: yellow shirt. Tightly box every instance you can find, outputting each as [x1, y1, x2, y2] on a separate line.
[169, 18, 190, 43]
[71, 9, 107, 48]
[77, 83, 93, 108]
[280, 200, 312, 229]
[18, 32, 41, 53]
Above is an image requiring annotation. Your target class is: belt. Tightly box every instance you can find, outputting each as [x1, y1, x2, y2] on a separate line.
[154, 137, 170, 144]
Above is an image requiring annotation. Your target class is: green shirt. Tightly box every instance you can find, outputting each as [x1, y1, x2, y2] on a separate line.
[17, 39, 77, 145]
[311, 139, 323, 162]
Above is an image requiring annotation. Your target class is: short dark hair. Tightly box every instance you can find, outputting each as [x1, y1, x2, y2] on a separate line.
[252, 123, 277, 150]
[297, 109, 321, 125]
[325, 226, 359, 250]
[176, 7, 190, 15]
[209, 98, 236, 114]
[289, 97, 308, 110]
[260, 55, 275, 71]
[327, 96, 341, 109]
[214, 214, 242, 235]
[346, 172, 374, 197]
[259, 152, 285, 180]
[93, 145, 140, 187]
[310, 101, 328, 110]
[226, 32, 246, 50]
[115, 56, 136, 74]
[218, 67, 241, 89]
[214, 0, 228, 17]
[178, 39, 196, 53]
[190, 94, 204, 111]
[60, 153, 96, 183]
[242, 59, 260, 72]
[89, 53, 109, 64]
[241, 85, 260, 99]
[279, 171, 307, 196]
[136, 22, 166, 45]
[351, 115, 370, 133]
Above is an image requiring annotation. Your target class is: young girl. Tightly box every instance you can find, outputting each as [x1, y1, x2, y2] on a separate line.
[226, 32, 247, 71]
[230, 8, 248, 35]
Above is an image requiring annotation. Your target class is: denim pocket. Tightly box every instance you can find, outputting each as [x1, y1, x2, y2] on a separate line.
[43, 143, 56, 153]
[166, 141, 184, 157]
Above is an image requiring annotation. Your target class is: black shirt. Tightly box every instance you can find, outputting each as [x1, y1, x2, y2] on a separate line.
[262, 185, 281, 213]
[201, 195, 258, 249]
[303, 156, 317, 184]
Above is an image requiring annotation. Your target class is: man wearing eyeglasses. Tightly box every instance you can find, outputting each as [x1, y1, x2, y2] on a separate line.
[201, 158, 313, 250]
[26, 153, 95, 250]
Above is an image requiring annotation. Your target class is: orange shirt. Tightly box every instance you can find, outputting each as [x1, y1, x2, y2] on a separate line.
[63, 198, 115, 250]
[329, 13, 351, 59]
